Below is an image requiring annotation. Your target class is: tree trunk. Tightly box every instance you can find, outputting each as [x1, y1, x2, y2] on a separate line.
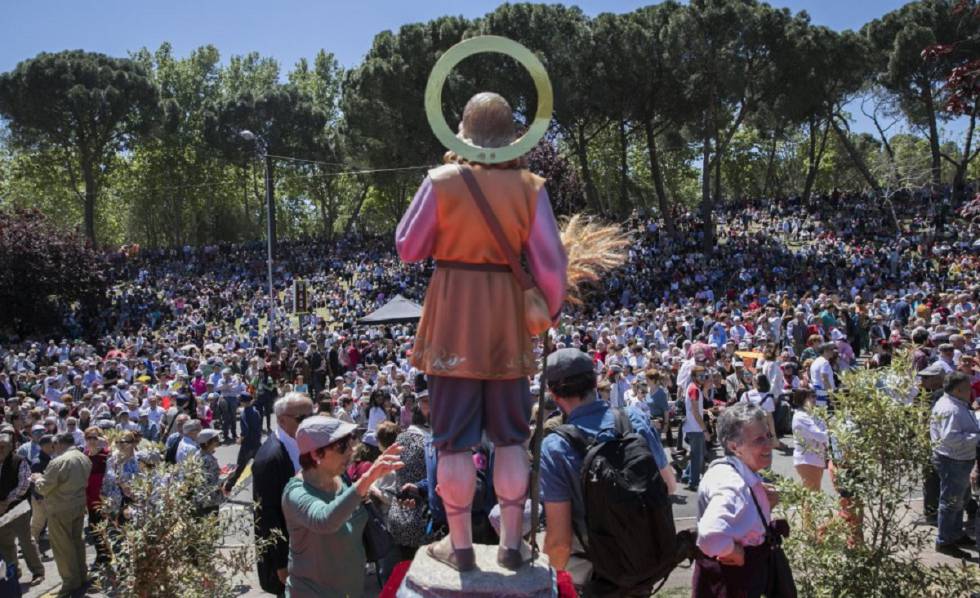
[867, 103, 898, 180]
[802, 118, 830, 203]
[643, 120, 675, 236]
[344, 183, 370, 236]
[830, 116, 881, 193]
[762, 133, 778, 197]
[242, 163, 252, 230]
[954, 105, 978, 201]
[574, 126, 600, 212]
[922, 83, 943, 186]
[82, 164, 97, 246]
[713, 148, 722, 207]
[618, 119, 629, 214]
[701, 124, 715, 254]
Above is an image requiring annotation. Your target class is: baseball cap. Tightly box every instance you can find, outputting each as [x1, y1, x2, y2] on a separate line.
[295, 416, 357, 455]
[197, 429, 220, 445]
[918, 362, 947, 378]
[545, 349, 595, 381]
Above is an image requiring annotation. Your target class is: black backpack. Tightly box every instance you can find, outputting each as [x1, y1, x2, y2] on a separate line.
[554, 409, 691, 596]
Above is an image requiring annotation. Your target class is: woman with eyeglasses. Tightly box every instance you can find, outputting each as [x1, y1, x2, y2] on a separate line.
[693, 403, 794, 597]
[193, 429, 224, 517]
[100, 430, 140, 521]
[281, 416, 403, 597]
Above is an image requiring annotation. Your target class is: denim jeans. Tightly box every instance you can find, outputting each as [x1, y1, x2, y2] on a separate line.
[934, 454, 974, 546]
[683, 432, 706, 489]
[222, 396, 240, 440]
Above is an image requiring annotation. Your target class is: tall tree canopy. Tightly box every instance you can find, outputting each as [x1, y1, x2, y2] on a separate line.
[1, 1, 975, 251]
[0, 50, 159, 244]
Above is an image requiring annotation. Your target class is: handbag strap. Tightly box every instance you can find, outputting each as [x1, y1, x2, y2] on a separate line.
[456, 165, 534, 291]
[716, 460, 772, 527]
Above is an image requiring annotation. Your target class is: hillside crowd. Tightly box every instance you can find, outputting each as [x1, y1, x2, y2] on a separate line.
[0, 186, 979, 597]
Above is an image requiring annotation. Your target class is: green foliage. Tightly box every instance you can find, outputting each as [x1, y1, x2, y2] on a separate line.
[0, 50, 159, 244]
[0, 1, 973, 247]
[777, 356, 980, 598]
[0, 209, 107, 338]
[95, 455, 279, 598]
[863, 0, 980, 187]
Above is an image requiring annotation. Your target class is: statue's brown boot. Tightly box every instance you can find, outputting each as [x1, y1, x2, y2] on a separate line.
[426, 500, 476, 572]
[427, 534, 476, 572]
[497, 539, 533, 571]
[495, 493, 532, 571]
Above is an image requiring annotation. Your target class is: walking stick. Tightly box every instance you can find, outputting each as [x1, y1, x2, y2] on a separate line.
[528, 330, 552, 563]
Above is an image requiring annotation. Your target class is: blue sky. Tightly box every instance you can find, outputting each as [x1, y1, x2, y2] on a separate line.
[0, 0, 908, 73]
[0, 1, 966, 140]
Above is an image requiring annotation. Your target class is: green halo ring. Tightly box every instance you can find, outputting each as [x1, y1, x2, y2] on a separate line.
[424, 35, 553, 164]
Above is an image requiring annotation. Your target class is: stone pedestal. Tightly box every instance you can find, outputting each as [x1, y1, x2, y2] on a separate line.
[397, 543, 557, 598]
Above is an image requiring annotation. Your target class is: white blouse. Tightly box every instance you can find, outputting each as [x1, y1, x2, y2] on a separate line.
[696, 456, 771, 558]
[740, 389, 775, 413]
[791, 410, 828, 468]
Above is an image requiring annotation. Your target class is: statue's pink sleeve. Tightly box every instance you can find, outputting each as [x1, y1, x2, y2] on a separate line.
[525, 187, 567, 319]
[395, 177, 437, 263]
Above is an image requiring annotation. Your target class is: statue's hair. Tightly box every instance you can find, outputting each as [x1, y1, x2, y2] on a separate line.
[444, 92, 525, 169]
[459, 92, 516, 148]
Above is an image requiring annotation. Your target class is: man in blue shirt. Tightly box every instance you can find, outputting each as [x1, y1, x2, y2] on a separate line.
[539, 348, 676, 590]
[929, 372, 979, 556]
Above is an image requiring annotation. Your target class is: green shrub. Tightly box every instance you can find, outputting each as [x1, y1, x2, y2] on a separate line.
[93, 454, 278, 598]
[777, 355, 980, 597]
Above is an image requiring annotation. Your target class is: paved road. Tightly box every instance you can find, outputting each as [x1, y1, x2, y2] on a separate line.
[8, 424, 846, 598]
[669, 435, 836, 523]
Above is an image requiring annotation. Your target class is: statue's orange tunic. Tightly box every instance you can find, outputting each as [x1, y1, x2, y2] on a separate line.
[396, 163, 566, 381]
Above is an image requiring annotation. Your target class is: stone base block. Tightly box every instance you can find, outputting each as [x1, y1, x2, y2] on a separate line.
[396, 542, 557, 598]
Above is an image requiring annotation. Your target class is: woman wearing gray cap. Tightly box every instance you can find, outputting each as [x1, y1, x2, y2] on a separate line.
[281, 416, 403, 597]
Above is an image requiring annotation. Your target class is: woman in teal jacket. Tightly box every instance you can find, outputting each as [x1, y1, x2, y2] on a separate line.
[281, 416, 403, 597]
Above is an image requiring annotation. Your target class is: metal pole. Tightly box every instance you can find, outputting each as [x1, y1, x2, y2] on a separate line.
[528, 330, 551, 562]
[264, 152, 275, 353]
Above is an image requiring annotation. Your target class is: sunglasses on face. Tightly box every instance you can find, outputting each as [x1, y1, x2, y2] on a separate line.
[85, 436, 99, 441]
[288, 412, 311, 423]
[329, 435, 354, 453]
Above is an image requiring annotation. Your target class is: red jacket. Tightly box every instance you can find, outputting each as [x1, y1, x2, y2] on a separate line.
[85, 448, 109, 511]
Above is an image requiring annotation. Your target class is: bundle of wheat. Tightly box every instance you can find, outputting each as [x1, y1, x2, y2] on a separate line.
[559, 214, 630, 305]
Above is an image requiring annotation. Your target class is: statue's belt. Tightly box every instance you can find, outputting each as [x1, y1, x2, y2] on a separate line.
[435, 260, 510, 273]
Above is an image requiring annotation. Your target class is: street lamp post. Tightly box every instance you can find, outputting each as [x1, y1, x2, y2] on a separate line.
[240, 130, 277, 353]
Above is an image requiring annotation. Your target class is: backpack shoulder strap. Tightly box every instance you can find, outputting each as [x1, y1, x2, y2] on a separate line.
[553, 423, 591, 456]
[551, 423, 593, 558]
[716, 461, 770, 525]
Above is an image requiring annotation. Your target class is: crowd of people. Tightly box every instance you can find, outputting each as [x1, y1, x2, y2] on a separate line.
[0, 184, 978, 597]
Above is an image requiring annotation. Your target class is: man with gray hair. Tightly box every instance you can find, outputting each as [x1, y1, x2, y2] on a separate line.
[929, 372, 979, 557]
[217, 369, 245, 443]
[253, 392, 313, 595]
[175, 419, 203, 463]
